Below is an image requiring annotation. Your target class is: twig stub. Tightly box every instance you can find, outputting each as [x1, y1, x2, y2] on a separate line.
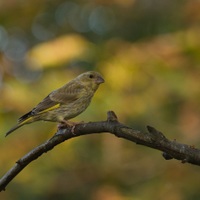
[107, 111, 118, 122]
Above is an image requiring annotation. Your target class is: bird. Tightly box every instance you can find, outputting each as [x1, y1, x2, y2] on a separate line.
[5, 71, 105, 136]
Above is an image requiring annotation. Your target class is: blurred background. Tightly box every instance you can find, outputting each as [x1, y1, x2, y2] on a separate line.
[1, 0, 200, 199]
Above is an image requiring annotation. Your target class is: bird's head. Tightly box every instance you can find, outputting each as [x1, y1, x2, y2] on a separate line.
[78, 71, 105, 90]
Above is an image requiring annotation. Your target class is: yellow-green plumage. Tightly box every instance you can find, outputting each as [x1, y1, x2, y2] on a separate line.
[5, 71, 104, 136]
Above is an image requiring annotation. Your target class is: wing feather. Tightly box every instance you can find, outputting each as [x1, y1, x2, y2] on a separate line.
[31, 81, 84, 114]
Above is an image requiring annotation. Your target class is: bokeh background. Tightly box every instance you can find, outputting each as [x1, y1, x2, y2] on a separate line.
[1, 0, 200, 199]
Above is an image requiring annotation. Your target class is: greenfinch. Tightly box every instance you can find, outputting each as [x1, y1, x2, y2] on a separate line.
[5, 71, 104, 136]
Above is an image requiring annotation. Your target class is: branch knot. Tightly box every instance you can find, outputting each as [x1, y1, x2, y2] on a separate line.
[107, 111, 118, 122]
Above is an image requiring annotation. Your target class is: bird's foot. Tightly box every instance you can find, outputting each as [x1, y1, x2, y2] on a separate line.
[57, 120, 84, 135]
[57, 121, 70, 129]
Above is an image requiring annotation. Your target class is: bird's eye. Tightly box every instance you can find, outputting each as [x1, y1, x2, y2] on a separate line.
[89, 74, 94, 79]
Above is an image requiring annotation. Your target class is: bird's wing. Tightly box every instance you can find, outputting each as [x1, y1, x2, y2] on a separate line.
[32, 81, 84, 115]
[18, 95, 58, 123]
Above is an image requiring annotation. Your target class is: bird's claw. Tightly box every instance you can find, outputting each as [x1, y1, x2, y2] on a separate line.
[57, 122, 71, 130]
[57, 120, 84, 135]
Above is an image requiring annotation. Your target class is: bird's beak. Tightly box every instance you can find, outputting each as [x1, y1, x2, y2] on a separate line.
[96, 76, 105, 84]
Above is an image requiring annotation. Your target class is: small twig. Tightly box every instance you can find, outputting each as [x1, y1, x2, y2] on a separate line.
[1, 111, 200, 192]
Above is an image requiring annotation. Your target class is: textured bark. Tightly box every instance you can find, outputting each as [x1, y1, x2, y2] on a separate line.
[0, 111, 200, 192]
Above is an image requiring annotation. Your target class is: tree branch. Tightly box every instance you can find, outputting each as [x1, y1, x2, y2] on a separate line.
[1, 111, 200, 192]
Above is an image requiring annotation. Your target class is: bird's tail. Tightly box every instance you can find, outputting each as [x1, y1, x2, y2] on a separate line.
[5, 116, 33, 137]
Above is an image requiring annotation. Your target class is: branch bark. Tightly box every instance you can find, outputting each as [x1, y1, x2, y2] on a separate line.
[1, 111, 200, 192]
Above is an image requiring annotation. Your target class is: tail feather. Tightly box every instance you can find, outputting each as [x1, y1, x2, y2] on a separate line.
[5, 115, 33, 137]
[5, 123, 25, 137]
